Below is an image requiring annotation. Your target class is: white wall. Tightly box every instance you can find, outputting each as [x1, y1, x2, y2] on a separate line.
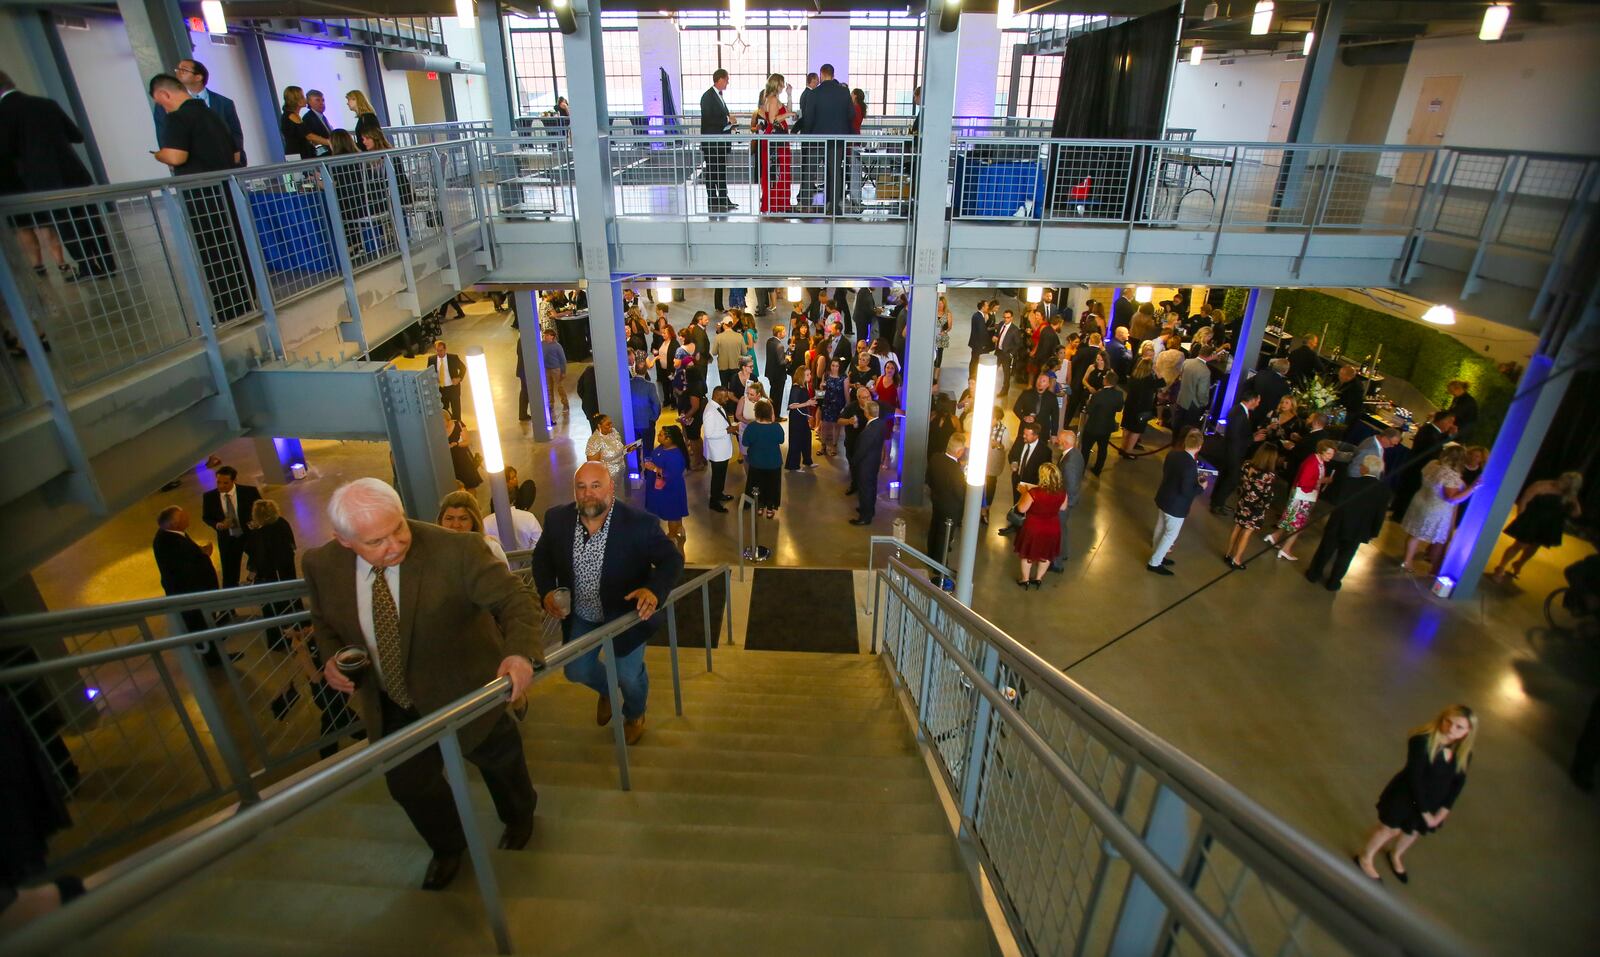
[954, 14, 1002, 118]
[190, 32, 273, 169]
[381, 66, 416, 126]
[1383, 23, 1600, 154]
[439, 19, 491, 122]
[637, 15, 680, 118]
[263, 38, 372, 133]
[1166, 54, 1305, 141]
[57, 12, 161, 184]
[807, 16, 851, 84]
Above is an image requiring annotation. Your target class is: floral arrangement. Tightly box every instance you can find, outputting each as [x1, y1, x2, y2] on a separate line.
[1293, 374, 1340, 413]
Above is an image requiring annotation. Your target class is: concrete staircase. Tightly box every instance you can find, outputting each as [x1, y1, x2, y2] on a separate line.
[69, 646, 997, 956]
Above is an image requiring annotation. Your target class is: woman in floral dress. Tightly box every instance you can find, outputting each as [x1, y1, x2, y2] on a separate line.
[1224, 444, 1280, 569]
[818, 358, 847, 456]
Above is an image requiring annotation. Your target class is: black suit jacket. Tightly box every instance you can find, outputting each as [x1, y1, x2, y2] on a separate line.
[1008, 438, 1051, 485]
[1251, 370, 1291, 425]
[1112, 296, 1134, 331]
[795, 85, 816, 133]
[530, 501, 685, 657]
[1083, 387, 1126, 438]
[828, 335, 852, 362]
[699, 87, 731, 134]
[808, 79, 855, 135]
[1287, 344, 1321, 383]
[968, 311, 992, 353]
[1012, 388, 1060, 440]
[1326, 476, 1391, 543]
[427, 352, 467, 384]
[0, 90, 94, 195]
[1155, 450, 1202, 517]
[201, 484, 263, 539]
[928, 453, 965, 518]
[853, 416, 889, 476]
[1223, 404, 1255, 464]
[851, 287, 878, 339]
[996, 323, 1026, 362]
[152, 530, 219, 595]
[764, 336, 790, 382]
[1033, 324, 1060, 364]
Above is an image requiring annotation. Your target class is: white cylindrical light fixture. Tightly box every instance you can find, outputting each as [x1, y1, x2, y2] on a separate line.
[966, 357, 998, 486]
[463, 347, 504, 473]
[1423, 304, 1456, 326]
[655, 276, 673, 297]
[1303, 30, 1315, 55]
[456, 0, 476, 28]
[1134, 285, 1154, 303]
[1024, 285, 1044, 303]
[786, 284, 803, 303]
[1480, 4, 1510, 41]
[729, 0, 746, 33]
[1189, 45, 1204, 66]
[1251, 0, 1274, 35]
[995, 0, 1017, 29]
[201, 0, 228, 34]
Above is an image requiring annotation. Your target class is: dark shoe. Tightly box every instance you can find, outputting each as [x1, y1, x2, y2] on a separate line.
[1353, 855, 1381, 883]
[269, 683, 301, 721]
[1325, 581, 1342, 592]
[518, 414, 532, 421]
[624, 715, 646, 745]
[596, 694, 612, 727]
[1162, 558, 1175, 567]
[1304, 569, 1319, 584]
[1146, 564, 1175, 576]
[849, 518, 871, 526]
[499, 819, 534, 851]
[1386, 852, 1407, 883]
[844, 487, 857, 496]
[1048, 563, 1064, 574]
[1029, 580, 1042, 590]
[422, 852, 462, 891]
[719, 494, 734, 502]
[54, 875, 86, 904]
[709, 504, 729, 513]
[1016, 579, 1030, 589]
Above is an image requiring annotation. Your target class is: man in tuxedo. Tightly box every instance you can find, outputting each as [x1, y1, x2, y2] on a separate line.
[1049, 428, 1086, 572]
[1012, 374, 1061, 444]
[851, 286, 878, 343]
[1251, 359, 1293, 426]
[967, 299, 994, 376]
[699, 70, 735, 211]
[826, 321, 852, 363]
[764, 324, 790, 409]
[427, 340, 466, 419]
[1391, 410, 1454, 520]
[309, 479, 542, 892]
[1030, 310, 1059, 382]
[807, 63, 857, 215]
[848, 400, 889, 525]
[927, 433, 966, 568]
[1147, 430, 1207, 576]
[201, 465, 262, 590]
[531, 463, 683, 743]
[1039, 289, 1060, 322]
[301, 89, 333, 157]
[1209, 392, 1265, 514]
[1080, 371, 1126, 477]
[0, 71, 116, 281]
[1112, 290, 1134, 334]
[995, 310, 1026, 391]
[153, 59, 245, 166]
[152, 505, 232, 667]
[1305, 455, 1391, 591]
[1002, 423, 1051, 536]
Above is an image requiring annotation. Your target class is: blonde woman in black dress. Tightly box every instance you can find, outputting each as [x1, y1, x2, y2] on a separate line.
[1491, 471, 1582, 583]
[1355, 705, 1477, 883]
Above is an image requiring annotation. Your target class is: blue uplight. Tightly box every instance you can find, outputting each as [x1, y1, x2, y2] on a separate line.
[85, 687, 100, 700]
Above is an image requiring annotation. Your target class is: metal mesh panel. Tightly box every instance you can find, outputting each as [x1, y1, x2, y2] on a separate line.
[437, 143, 478, 229]
[237, 168, 341, 303]
[172, 182, 256, 324]
[1, 194, 194, 388]
[1498, 157, 1589, 252]
[607, 132, 916, 221]
[324, 154, 402, 268]
[486, 133, 576, 219]
[1432, 153, 1510, 239]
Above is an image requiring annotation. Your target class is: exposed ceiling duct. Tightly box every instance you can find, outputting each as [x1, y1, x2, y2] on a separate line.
[380, 50, 485, 74]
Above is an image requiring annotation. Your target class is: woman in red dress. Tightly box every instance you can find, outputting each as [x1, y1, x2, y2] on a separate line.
[1013, 462, 1067, 588]
[752, 74, 792, 214]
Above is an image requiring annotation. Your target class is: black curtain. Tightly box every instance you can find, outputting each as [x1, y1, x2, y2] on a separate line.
[1047, 6, 1180, 219]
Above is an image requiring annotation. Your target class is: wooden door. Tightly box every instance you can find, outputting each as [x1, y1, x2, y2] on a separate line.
[1395, 75, 1462, 186]
[1266, 80, 1300, 143]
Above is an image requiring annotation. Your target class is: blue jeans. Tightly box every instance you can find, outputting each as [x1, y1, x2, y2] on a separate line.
[564, 616, 649, 720]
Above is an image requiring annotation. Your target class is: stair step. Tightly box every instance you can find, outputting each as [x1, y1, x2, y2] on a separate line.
[87, 883, 994, 957]
[523, 738, 929, 778]
[285, 806, 966, 873]
[523, 695, 901, 726]
[327, 782, 952, 834]
[515, 722, 916, 757]
[539, 670, 897, 702]
[522, 757, 940, 803]
[515, 710, 912, 741]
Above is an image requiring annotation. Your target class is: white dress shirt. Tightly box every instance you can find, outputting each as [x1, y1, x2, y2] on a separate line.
[354, 556, 401, 685]
[485, 507, 542, 551]
[218, 487, 243, 536]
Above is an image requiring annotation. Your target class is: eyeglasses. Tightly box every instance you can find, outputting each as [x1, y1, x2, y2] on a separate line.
[173, 65, 195, 75]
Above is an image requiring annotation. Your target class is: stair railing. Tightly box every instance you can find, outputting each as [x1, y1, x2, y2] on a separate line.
[873, 556, 1474, 957]
[0, 564, 732, 957]
[864, 535, 954, 652]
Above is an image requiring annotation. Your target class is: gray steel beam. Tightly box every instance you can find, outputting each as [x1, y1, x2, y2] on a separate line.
[241, 31, 287, 163]
[380, 367, 456, 519]
[478, 0, 518, 134]
[514, 290, 553, 442]
[898, 15, 962, 507]
[116, 0, 191, 87]
[1288, 0, 1350, 144]
[562, 0, 632, 442]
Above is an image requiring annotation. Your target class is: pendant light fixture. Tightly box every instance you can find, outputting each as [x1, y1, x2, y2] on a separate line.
[1189, 45, 1204, 65]
[1480, 4, 1510, 41]
[1251, 0, 1274, 35]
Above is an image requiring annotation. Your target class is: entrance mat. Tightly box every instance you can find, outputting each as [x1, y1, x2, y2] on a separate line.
[743, 568, 860, 654]
[646, 567, 726, 649]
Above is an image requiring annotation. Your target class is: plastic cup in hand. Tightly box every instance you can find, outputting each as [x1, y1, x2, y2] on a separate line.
[550, 588, 572, 617]
[333, 647, 370, 689]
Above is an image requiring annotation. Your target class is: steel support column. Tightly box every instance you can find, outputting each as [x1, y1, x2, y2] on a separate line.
[240, 31, 285, 163]
[116, 0, 191, 89]
[478, 0, 518, 135]
[514, 290, 553, 442]
[1218, 287, 1274, 417]
[899, 15, 962, 506]
[562, 1, 632, 442]
[378, 367, 456, 519]
[1287, 0, 1348, 143]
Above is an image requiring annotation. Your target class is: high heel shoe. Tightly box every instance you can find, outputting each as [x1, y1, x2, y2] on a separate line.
[1029, 579, 1042, 590]
[1015, 579, 1030, 589]
[1276, 550, 1298, 562]
[1263, 534, 1278, 546]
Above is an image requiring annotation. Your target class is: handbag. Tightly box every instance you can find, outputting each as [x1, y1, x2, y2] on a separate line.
[1006, 507, 1026, 528]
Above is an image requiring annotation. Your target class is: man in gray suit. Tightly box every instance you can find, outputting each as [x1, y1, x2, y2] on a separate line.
[152, 59, 245, 166]
[1049, 428, 1086, 573]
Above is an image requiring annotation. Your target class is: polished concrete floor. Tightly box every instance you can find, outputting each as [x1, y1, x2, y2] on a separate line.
[30, 290, 1600, 956]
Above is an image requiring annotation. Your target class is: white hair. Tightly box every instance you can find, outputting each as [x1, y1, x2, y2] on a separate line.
[1360, 454, 1384, 477]
[328, 478, 404, 539]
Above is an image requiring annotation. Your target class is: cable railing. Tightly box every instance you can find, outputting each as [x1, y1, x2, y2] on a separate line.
[0, 563, 729, 957]
[873, 556, 1476, 957]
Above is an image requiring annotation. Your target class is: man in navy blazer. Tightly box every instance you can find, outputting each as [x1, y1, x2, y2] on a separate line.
[849, 401, 889, 525]
[1147, 430, 1207, 576]
[807, 63, 856, 214]
[152, 59, 245, 166]
[530, 463, 684, 744]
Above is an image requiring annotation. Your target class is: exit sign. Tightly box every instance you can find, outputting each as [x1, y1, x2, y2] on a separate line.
[187, 16, 205, 30]
[426, 71, 438, 80]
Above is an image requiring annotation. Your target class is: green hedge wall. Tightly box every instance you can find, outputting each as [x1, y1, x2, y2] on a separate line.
[1262, 289, 1514, 442]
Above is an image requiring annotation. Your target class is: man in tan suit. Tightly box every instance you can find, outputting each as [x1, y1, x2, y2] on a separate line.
[307, 478, 542, 891]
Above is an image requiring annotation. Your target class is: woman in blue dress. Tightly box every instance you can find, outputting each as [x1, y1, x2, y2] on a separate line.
[739, 312, 760, 375]
[642, 424, 689, 553]
[818, 358, 847, 457]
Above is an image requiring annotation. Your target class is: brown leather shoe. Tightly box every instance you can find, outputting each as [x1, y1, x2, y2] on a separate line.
[624, 715, 646, 745]
[596, 694, 612, 727]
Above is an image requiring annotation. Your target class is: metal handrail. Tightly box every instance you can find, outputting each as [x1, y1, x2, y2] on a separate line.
[877, 556, 1475, 957]
[1, 562, 733, 957]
